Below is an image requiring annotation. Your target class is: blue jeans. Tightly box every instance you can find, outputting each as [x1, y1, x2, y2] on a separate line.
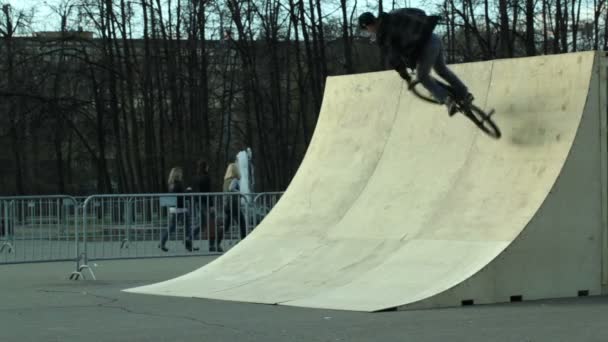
[160, 211, 198, 247]
[416, 34, 469, 103]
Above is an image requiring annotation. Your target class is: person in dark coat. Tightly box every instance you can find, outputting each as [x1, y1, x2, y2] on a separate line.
[194, 159, 218, 252]
[358, 9, 473, 115]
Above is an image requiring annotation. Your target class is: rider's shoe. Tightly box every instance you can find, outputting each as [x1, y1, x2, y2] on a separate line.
[463, 92, 474, 105]
[445, 96, 458, 116]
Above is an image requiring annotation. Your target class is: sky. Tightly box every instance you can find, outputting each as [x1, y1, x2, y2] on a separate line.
[4, 0, 424, 35]
[4, 0, 599, 37]
[5, 0, 63, 32]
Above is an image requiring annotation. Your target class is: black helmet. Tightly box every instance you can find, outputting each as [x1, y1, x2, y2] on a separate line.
[358, 12, 376, 30]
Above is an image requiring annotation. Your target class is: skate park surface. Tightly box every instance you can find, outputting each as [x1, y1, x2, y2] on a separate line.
[3, 51, 608, 340]
[128, 51, 608, 311]
[2, 256, 608, 342]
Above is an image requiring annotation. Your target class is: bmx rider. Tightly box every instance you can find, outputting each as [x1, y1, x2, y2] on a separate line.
[358, 9, 474, 116]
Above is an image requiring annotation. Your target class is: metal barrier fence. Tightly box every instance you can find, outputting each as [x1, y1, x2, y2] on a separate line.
[0, 196, 79, 264]
[0, 192, 283, 279]
[252, 192, 284, 223]
[70, 192, 284, 279]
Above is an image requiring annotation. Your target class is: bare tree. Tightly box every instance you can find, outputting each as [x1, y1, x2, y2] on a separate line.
[498, 0, 511, 57]
[592, 0, 600, 49]
[525, 0, 536, 55]
[1, 4, 31, 194]
[340, 0, 354, 73]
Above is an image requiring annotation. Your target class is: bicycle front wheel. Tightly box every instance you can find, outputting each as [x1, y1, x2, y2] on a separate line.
[462, 105, 501, 139]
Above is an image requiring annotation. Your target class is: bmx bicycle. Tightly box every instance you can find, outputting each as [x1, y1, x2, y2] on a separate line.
[400, 69, 502, 139]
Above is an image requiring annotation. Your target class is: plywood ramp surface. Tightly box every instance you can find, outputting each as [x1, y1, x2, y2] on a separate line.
[127, 51, 607, 312]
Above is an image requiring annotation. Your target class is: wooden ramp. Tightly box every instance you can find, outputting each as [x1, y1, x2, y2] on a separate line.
[126, 51, 608, 312]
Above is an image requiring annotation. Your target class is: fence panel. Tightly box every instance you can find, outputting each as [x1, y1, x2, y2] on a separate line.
[251, 192, 284, 227]
[0, 196, 78, 264]
[79, 192, 282, 261]
[0, 192, 283, 275]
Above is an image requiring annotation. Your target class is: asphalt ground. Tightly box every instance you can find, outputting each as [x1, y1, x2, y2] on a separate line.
[1, 256, 608, 342]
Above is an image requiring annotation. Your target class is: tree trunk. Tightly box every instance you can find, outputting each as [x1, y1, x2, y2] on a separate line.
[485, 0, 492, 57]
[604, 6, 608, 50]
[142, 0, 158, 190]
[3, 6, 25, 194]
[304, 0, 322, 113]
[104, 0, 127, 193]
[314, 0, 328, 82]
[561, 0, 569, 52]
[554, 0, 562, 53]
[526, 0, 536, 56]
[288, 0, 310, 146]
[571, 0, 582, 51]
[462, 0, 472, 61]
[340, 0, 354, 73]
[542, 0, 548, 54]
[499, 0, 510, 57]
[118, 0, 138, 192]
[297, 0, 320, 116]
[509, 1, 519, 56]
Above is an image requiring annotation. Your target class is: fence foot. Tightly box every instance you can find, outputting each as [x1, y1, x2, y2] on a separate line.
[69, 252, 96, 280]
[0, 242, 13, 253]
[69, 264, 96, 281]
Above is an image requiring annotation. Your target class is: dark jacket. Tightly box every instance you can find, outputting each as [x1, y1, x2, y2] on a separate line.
[196, 174, 212, 207]
[376, 8, 440, 70]
[196, 174, 211, 193]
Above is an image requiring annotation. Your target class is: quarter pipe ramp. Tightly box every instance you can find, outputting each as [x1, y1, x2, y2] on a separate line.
[126, 51, 608, 312]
